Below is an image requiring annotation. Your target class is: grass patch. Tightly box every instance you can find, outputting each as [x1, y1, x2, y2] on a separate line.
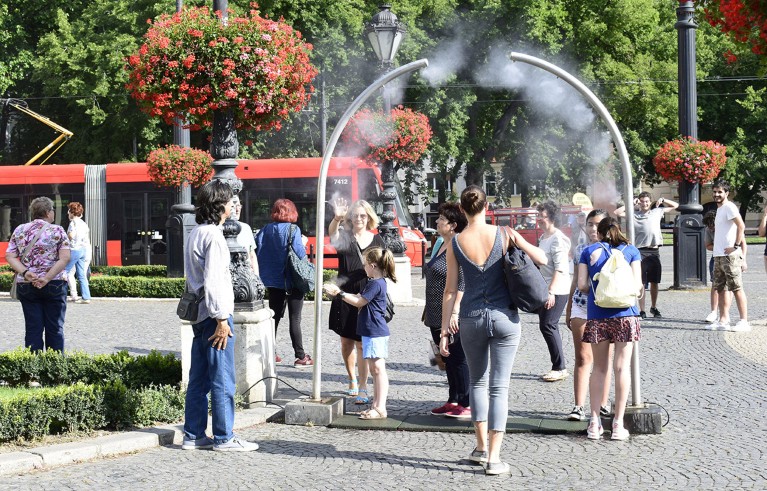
[0, 386, 39, 402]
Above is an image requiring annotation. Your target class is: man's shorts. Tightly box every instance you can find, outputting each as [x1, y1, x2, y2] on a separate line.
[713, 252, 744, 292]
[639, 248, 662, 285]
[361, 336, 389, 359]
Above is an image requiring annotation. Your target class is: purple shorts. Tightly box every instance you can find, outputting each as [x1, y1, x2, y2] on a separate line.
[583, 316, 641, 344]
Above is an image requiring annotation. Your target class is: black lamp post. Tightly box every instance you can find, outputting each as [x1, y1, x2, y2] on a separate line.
[209, 0, 264, 309]
[364, 3, 407, 255]
[673, 1, 706, 288]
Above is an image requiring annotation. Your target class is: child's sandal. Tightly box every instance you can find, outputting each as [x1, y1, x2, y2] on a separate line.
[354, 389, 370, 405]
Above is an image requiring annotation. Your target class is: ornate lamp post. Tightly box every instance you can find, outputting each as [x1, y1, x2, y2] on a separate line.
[673, 0, 706, 288]
[208, 0, 264, 309]
[364, 4, 407, 255]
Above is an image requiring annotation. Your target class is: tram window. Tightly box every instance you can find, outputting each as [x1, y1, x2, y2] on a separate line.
[357, 168, 382, 215]
[0, 197, 22, 242]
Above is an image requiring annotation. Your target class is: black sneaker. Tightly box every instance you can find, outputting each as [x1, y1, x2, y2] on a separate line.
[600, 405, 612, 417]
[639, 311, 647, 319]
[568, 406, 586, 421]
[650, 307, 662, 318]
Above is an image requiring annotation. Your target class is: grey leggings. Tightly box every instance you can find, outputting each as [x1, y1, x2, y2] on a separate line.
[459, 307, 522, 432]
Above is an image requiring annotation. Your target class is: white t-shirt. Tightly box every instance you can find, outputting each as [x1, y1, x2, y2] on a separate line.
[538, 229, 571, 295]
[67, 217, 90, 250]
[237, 221, 257, 254]
[713, 201, 739, 257]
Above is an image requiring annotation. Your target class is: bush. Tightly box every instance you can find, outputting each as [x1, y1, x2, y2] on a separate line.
[0, 272, 12, 292]
[89, 275, 185, 298]
[0, 382, 185, 441]
[0, 348, 181, 388]
[91, 265, 167, 277]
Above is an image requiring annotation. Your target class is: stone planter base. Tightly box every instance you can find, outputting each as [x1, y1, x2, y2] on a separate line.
[181, 307, 276, 407]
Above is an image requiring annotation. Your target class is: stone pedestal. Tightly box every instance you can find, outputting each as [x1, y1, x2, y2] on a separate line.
[387, 256, 412, 303]
[181, 308, 276, 407]
[284, 396, 345, 426]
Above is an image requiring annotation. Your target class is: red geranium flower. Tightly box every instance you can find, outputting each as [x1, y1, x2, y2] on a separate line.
[342, 107, 432, 166]
[653, 137, 727, 184]
[146, 145, 213, 188]
[125, 6, 317, 132]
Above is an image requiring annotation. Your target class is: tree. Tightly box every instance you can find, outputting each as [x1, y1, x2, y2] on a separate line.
[701, 0, 767, 62]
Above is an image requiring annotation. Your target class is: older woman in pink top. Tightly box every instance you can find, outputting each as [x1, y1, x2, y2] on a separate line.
[5, 197, 71, 352]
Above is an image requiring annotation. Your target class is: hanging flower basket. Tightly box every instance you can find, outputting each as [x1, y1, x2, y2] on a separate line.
[125, 6, 317, 132]
[146, 145, 213, 188]
[341, 107, 432, 165]
[653, 137, 727, 184]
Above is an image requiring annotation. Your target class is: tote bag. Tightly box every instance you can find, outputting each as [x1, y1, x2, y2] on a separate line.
[500, 226, 549, 313]
[285, 224, 315, 295]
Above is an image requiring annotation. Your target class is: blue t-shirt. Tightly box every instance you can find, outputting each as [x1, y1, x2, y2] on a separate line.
[357, 277, 390, 338]
[579, 242, 641, 319]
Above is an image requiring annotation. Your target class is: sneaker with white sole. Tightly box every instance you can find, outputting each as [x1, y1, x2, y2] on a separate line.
[586, 419, 604, 440]
[611, 423, 630, 441]
[730, 320, 751, 332]
[182, 436, 214, 450]
[705, 310, 718, 323]
[568, 406, 586, 421]
[600, 404, 612, 417]
[542, 369, 569, 382]
[212, 437, 259, 452]
[467, 448, 488, 464]
[706, 321, 722, 331]
[484, 461, 511, 476]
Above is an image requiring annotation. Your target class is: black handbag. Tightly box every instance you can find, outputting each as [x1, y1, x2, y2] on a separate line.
[384, 292, 395, 323]
[285, 224, 315, 295]
[177, 284, 204, 322]
[500, 226, 549, 313]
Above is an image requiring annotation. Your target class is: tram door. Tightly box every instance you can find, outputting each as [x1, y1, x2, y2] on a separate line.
[121, 193, 169, 266]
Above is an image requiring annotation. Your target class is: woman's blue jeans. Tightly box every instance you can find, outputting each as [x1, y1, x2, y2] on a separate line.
[183, 316, 236, 444]
[459, 307, 521, 432]
[17, 280, 67, 352]
[65, 247, 91, 300]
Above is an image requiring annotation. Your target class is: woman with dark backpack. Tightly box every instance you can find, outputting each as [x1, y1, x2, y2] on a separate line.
[255, 199, 313, 368]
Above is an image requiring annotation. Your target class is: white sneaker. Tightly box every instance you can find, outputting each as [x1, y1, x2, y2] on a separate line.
[705, 321, 721, 331]
[730, 320, 751, 332]
[718, 320, 732, 331]
[611, 423, 630, 441]
[212, 437, 259, 452]
[586, 419, 603, 440]
[705, 310, 718, 323]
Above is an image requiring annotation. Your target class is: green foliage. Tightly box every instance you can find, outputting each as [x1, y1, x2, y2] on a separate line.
[0, 348, 181, 389]
[91, 265, 167, 277]
[128, 384, 185, 428]
[88, 275, 185, 298]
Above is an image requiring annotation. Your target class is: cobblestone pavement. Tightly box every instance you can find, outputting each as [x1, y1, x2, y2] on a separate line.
[2, 247, 766, 489]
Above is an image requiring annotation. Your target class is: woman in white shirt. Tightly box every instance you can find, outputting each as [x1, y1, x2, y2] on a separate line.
[65, 202, 91, 304]
[536, 200, 571, 382]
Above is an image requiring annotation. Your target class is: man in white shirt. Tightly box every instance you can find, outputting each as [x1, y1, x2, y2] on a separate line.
[230, 195, 258, 274]
[709, 180, 749, 332]
[616, 191, 678, 318]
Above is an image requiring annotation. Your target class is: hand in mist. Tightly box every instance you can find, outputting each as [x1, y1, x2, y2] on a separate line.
[333, 197, 348, 221]
[324, 283, 341, 297]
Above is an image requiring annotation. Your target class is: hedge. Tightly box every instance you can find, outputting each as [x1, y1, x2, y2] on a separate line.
[1, 268, 337, 300]
[0, 348, 181, 388]
[91, 265, 167, 277]
[0, 382, 185, 441]
[0, 349, 185, 441]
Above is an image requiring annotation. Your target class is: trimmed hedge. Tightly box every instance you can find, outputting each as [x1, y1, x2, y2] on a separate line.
[1, 268, 337, 299]
[0, 349, 185, 441]
[0, 348, 181, 388]
[0, 382, 185, 440]
[91, 265, 167, 277]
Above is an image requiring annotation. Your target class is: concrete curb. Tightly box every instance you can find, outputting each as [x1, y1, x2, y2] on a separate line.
[0, 406, 283, 476]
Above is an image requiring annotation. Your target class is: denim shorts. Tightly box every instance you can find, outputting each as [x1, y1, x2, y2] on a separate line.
[361, 336, 389, 359]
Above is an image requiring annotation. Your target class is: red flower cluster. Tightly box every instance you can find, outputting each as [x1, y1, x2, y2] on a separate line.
[146, 145, 213, 188]
[342, 107, 432, 166]
[703, 0, 767, 57]
[653, 137, 727, 184]
[125, 6, 317, 132]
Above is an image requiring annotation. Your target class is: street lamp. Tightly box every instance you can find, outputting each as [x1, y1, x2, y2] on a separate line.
[364, 4, 407, 69]
[365, 3, 407, 255]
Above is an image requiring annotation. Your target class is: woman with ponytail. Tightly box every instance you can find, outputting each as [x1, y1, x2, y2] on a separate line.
[577, 217, 642, 442]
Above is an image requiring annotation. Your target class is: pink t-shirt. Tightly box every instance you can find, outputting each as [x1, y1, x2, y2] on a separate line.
[7, 219, 71, 282]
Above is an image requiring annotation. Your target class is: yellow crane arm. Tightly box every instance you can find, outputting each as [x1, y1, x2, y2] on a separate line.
[6, 101, 73, 165]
